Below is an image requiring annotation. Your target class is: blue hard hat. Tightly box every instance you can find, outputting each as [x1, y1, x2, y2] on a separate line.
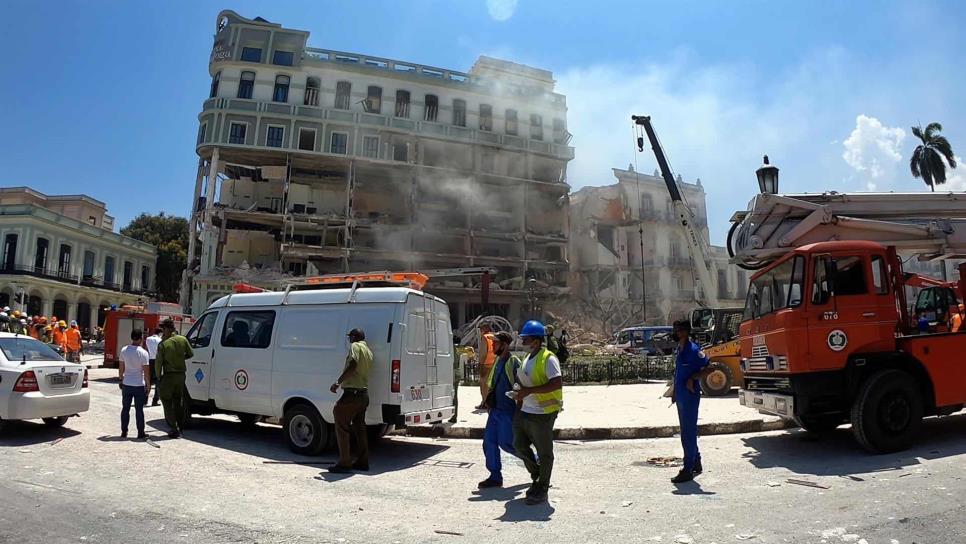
[520, 320, 546, 338]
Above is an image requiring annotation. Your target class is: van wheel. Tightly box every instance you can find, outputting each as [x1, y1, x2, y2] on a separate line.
[794, 414, 842, 435]
[284, 404, 329, 456]
[367, 424, 392, 444]
[42, 416, 68, 427]
[851, 370, 924, 453]
[700, 362, 734, 396]
[238, 414, 263, 428]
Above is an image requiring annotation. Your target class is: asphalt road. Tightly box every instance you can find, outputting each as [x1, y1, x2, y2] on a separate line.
[1, 369, 965, 543]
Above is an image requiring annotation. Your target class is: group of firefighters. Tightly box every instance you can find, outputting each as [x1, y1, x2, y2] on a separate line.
[0, 306, 84, 362]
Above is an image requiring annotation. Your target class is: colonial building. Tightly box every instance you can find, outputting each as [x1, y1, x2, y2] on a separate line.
[183, 11, 574, 327]
[0, 187, 156, 330]
[570, 166, 746, 329]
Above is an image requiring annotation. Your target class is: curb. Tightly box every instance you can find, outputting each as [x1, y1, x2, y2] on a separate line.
[405, 418, 797, 440]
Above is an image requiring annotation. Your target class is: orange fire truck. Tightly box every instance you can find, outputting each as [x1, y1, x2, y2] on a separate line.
[102, 303, 194, 367]
[729, 179, 966, 452]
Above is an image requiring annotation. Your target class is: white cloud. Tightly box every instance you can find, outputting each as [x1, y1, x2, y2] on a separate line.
[841, 114, 905, 184]
[942, 156, 966, 191]
[486, 0, 518, 21]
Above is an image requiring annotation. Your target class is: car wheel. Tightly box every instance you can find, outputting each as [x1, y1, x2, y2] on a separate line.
[700, 362, 734, 397]
[794, 414, 843, 435]
[43, 416, 69, 427]
[238, 413, 263, 428]
[283, 404, 329, 456]
[851, 370, 923, 453]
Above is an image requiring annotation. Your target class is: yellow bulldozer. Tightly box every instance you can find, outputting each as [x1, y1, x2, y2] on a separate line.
[689, 307, 744, 396]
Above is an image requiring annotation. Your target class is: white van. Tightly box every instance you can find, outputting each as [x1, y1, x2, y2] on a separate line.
[182, 285, 455, 455]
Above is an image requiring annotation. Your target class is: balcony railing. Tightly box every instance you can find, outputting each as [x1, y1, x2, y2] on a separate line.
[0, 265, 145, 294]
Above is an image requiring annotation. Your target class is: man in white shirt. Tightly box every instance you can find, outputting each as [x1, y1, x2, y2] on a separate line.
[145, 328, 162, 406]
[512, 320, 564, 505]
[119, 329, 152, 439]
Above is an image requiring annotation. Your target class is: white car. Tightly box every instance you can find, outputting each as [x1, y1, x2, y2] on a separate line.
[0, 332, 90, 432]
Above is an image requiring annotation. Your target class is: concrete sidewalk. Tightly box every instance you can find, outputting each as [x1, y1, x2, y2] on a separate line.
[407, 383, 795, 440]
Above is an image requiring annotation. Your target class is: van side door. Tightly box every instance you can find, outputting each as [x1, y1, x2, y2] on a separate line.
[184, 311, 221, 402]
[213, 310, 276, 415]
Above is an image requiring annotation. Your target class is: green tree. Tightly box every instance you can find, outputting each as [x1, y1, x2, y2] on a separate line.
[120, 213, 189, 302]
[910, 123, 957, 191]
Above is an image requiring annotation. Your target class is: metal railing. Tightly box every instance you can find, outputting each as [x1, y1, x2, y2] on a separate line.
[461, 354, 676, 386]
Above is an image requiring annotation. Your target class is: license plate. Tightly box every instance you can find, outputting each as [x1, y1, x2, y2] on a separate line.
[753, 396, 764, 405]
[48, 373, 73, 387]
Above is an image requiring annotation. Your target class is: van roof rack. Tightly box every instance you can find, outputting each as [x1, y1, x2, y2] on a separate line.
[232, 272, 429, 294]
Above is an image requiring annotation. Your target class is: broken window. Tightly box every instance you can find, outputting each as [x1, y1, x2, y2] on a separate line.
[395, 90, 411, 118]
[553, 118, 570, 144]
[273, 75, 290, 102]
[452, 99, 466, 127]
[363, 135, 380, 159]
[209, 71, 220, 98]
[366, 85, 382, 113]
[530, 114, 543, 140]
[229, 122, 247, 144]
[266, 126, 284, 148]
[479, 104, 493, 131]
[298, 128, 315, 151]
[237, 71, 255, 99]
[335, 81, 351, 110]
[505, 109, 518, 135]
[304, 77, 320, 106]
[330, 132, 348, 154]
[424, 94, 439, 122]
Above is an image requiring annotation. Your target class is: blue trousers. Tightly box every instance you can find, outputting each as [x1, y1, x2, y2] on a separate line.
[483, 409, 516, 482]
[121, 384, 147, 435]
[676, 392, 701, 472]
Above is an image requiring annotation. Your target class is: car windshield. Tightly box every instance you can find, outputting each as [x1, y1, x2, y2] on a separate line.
[743, 255, 805, 320]
[0, 337, 65, 362]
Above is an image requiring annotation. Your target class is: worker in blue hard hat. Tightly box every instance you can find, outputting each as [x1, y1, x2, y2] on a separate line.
[512, 320, 563, 505]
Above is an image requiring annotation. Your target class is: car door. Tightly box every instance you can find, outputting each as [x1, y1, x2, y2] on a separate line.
[213, 309, 276, 415]
[184, 311, 220, 402]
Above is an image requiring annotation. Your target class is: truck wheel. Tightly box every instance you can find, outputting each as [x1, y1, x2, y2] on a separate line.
[42, 416, 68, 427]
[367, 423, 392, 444]
[851, 370, 924, 453]
[794, 414, 842, 435]
[238, 414, 263, 428]
[700, 362, 734, 396]
[284, 404, 329, 456]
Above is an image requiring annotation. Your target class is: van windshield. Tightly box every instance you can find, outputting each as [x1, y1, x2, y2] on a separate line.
[743, 256, 805, 320]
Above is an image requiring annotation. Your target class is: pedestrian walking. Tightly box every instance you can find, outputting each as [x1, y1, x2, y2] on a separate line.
[670, 319, 711, 484]
[329, 328, 373, 473]
[156, 318, 193, 438]
[478, 331, 521, 489]
[118, 329, 151, 439]
[545, 324, 560, 355]
[145, 328, 163, 406]
[512, 320, 563, 505]
[65, 321, 83, 363]
[477, 324, 496, 409]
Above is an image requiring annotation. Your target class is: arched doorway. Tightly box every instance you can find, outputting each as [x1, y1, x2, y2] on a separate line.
[96, 303, 109, 329]
[0, 292, 9, 308]
[27, 294, 43, 316]
[77, 300, 92, 332]
[53, 298, 69, 322]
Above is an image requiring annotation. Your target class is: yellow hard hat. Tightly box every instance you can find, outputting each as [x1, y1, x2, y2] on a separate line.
[59, 320, 67, 328]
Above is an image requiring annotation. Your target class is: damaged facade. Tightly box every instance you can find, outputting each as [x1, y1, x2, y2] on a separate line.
[570, 166, 746, 330]
[183, 11, 573, 327]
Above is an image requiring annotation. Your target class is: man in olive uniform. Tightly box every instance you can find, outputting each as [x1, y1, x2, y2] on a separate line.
[329, 328, 373, 473]
[156, 318, 193, 438]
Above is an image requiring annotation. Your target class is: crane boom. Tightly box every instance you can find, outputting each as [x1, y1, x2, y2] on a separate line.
[633, 115, 719, 307]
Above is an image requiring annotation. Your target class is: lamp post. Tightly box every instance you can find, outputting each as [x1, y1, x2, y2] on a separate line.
[756, 155, 780, 195]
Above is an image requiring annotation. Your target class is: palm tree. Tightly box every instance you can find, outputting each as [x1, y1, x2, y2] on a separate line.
[910, 123, 957, 191]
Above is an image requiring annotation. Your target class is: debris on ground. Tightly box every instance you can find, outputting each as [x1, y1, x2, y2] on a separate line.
[674, 535, 693, 544]
[766, 481, 781, 487]
[786, 478, 830, 489]
[434, 529, 464, 536]
[49, 438, 64, 446]
[838, 475, 865, 482]
[621, 501, 633, 507]
[146, 440, 160, 449]
[637, 457, 684, 468]
[735, 534, 758, 540]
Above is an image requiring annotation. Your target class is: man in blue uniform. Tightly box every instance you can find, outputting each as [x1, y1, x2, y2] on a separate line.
[671, 319, 711, 484]
[478, 331, 521, 488]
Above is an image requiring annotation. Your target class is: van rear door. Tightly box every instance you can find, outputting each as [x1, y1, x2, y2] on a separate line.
[400, 294, 435, 416]
[430, 298, 454, 410]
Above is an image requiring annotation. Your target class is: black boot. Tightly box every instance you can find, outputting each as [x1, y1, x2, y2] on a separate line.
[671, 469, 694, 484]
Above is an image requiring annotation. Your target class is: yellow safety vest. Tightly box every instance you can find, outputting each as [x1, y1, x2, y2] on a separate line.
[525, 348, 563, 413]
[487, 354, 521, 390]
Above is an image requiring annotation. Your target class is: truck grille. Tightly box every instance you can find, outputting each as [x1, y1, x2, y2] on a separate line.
[744, 376, 791, 392]
[746, 357, 770, 371]
[751, 345, 769, 358]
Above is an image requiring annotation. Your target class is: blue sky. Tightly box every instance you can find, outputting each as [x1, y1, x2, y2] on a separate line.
[2, 1, 964, 244]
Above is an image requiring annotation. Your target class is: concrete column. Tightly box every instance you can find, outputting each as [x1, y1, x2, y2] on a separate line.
[89, 304, 99, 330]
[206, 148, 220, 212]
[68, 300, 79, 323]
[41, 291, 53, 318]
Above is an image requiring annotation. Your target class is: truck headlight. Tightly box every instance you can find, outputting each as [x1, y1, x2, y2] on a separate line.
[775, 397, 787, 414]
[777, 356, 788, 371]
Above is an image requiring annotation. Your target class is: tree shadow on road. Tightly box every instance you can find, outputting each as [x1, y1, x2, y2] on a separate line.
[741, 413, 966, 476]
[497, 498, 555, 522]
[146, 415, 448, 474]
[0, 420, 81, 447]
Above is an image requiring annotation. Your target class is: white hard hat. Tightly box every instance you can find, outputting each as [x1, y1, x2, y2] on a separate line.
[2, 306, 9, 312]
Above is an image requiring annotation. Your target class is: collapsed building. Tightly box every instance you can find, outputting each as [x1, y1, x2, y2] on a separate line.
[181, 11, 574, 327]
[570, 166, 747, 332]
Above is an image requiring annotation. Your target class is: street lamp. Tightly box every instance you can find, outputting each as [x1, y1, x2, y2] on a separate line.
[756, 155, 780, 195]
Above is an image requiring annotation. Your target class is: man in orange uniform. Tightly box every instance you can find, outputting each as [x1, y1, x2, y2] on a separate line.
[951, 304, 965, 333]
[477, 324, 497, 410]
[65, 320, 83, 363]
[52, 321, 67, 354]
